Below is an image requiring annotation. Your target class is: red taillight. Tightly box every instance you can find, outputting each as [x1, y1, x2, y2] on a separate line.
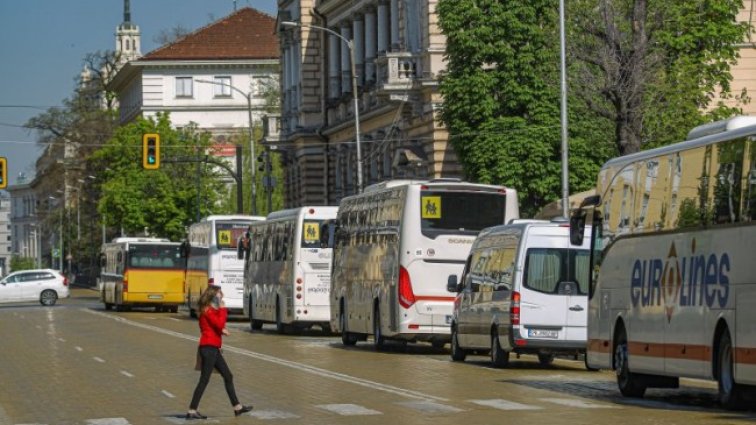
[63, 276, 69, 287]
[510, 291, 521, 325]
[122, 277, 128, 292]
[398, 266, 416, 309]
[208, 278, 214, 285]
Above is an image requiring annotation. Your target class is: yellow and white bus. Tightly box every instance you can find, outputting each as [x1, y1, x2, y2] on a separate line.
[184, 215, 264, 316]
[241, 207, 338, 333]
[100, 237, 185, 312]
[330, 179, 519, 349]
[571, 116, 756, 408]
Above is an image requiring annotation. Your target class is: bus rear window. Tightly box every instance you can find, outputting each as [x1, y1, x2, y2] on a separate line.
[216, 222, 252, 250]
[128, 245, 185, 270]
[301, 220, 325, 248]
[420, 191, 506, 237]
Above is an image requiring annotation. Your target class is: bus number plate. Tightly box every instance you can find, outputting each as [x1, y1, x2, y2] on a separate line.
[528, 329, 558, 339]
[148, 295, 164, 300]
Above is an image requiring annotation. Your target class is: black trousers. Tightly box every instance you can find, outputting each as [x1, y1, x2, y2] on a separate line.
[189, 346, 240, 409]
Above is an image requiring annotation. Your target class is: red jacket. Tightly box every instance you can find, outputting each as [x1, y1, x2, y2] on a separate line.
[198, 306, 228, 348]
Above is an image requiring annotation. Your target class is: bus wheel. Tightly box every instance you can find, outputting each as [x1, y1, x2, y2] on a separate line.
[170, 306, 178, 313]
[615, 328, 646, 397]
[104, 303, 113, 311]
[249, 297, 263, 331]
[538, 353, 555, 367]
[373, 305, 386, 351]
[340, 306, 358, 347]
[275, 302, 287, 334]
[718, 331, 747, 409]
[188, 293, 197, 318]
[450, 325, 467, 362]
[491, 331, 510, 368]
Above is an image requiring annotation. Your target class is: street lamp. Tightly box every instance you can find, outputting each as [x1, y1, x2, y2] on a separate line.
[196, 78, 258, 214]
[280, 20, 363, 193]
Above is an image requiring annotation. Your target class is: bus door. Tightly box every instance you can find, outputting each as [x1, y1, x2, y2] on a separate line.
[300, 220, 331, 308]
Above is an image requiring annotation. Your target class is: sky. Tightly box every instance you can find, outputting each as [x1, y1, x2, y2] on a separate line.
[0, 0, 278, 186]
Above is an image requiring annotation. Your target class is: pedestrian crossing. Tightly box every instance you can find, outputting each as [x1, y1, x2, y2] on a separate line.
[12, 396, 619, 424]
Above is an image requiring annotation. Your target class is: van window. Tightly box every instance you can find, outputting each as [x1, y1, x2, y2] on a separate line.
[523, 248, 590, 295]
[485, 246, 516, 291]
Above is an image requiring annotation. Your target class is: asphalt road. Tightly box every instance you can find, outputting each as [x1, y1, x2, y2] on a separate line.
[0, 287, 753, 425]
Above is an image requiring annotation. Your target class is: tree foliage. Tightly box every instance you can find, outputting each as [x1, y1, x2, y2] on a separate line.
[88, 113, 227, 240]
[437, 0, 612, 216]
[10, 255, 36, 272]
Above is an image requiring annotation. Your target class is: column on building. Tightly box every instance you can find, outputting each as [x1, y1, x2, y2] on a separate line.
[390, 0, 400, 50]
[364, 7, 377, 84]
[328, 32, 341, 99]
[352, 15, 365, 87]
[340, 24, 352, 95]
[291, 40, 300, 113]
[283, 40, 291, 123]
[377, 2, 389, 53]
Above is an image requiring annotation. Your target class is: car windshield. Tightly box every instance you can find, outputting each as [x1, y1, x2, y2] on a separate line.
[420, 190, 507, 238]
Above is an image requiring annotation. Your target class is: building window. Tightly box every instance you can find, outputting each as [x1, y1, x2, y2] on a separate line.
[214, 76, 232, 97]
[176, 77, 193, 98]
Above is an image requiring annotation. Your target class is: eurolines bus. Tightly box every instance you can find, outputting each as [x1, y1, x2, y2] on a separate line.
[100, 237, 185, 312]
[184, 215, 264, 316]
[331, 179, 519, 349]
[241, 207, 338, 333]
[571, 116, 756, 408]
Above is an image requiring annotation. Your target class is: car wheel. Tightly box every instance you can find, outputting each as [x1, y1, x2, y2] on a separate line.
[538, 353, 555, 367]
[40, 290, 58, 306]
[615, 327, 646, 397]
[373, 304, 386, 351]
[491, 331, 510, 368]
[249, 296, 263, 331]
[450, 325, 467, 362]
[340, 305, 358, 347]
[718, 331, 747, 409]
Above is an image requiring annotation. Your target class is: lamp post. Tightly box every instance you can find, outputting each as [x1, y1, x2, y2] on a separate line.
[280, 21, 363, 193]
[196, 78, 258, 214]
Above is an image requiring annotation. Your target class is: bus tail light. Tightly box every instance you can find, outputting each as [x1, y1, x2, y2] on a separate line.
[208, 278, 214, 285]
[398, 266, 416, 309]
[122, 276, 128, 292]
[510, 291, 521, 325]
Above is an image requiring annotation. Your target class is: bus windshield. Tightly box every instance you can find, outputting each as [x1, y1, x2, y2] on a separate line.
[127, 245, 185, 270]
[420, 191, 507, 237]
[215, 221, 252, 250]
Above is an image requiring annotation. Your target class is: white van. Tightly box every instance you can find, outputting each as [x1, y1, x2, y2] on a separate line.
[447, 219, 592, 368]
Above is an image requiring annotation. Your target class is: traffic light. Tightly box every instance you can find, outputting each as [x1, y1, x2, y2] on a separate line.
[257, 151, 271, 173]
[142, 134, 160, 169]
[0, 157, 6, 189]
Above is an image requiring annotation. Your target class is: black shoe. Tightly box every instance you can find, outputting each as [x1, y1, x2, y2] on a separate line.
[234, 405, 253, 416]
[185, 411, 207, 420]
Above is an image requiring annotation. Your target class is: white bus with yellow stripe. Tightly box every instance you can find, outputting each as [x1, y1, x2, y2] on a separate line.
[571, 116, 756, 408]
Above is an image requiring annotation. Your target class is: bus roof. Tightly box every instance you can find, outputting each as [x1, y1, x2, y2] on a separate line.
[199, 215, 265, 222]
[602, 116, 756, 171]
[266, 206, 339, 221]
[361, 179, 512, 194]
[108, 237, 174, 244]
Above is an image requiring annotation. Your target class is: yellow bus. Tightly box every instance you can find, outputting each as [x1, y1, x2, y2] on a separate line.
[99, 237, 185, 312]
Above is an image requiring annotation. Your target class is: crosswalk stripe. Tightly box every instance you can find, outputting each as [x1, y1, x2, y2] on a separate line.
[85, 419, 131, 425]
[120, 370, 134, 378]
[397, 400, 463, 414]
[538, 398, 616, 409]
[93, 357, 105, 363]
[247, 410, 301, 420]
[316, 404, 382, 416]
[161, 390, 175, 399]
[469, 399, 542, 410]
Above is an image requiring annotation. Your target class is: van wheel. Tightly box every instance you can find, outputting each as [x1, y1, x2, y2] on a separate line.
[450, 326, 467, 362]
[491, 331, 510, 368]
[718, 331, 747, 409]
[615, 328, 646, 397]
[538, 353, 555, 367]
[40, 290, 58, 306]
[340, 306, 358, 346]
[373, 305, 386, 351]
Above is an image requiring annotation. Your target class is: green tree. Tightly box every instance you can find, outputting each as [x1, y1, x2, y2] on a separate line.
[10, 255, 36, 272]
[89, 113, 227, 240]
[437, 0, 612, 216]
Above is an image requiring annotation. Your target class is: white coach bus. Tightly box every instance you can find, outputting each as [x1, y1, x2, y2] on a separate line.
[571, 116, 756, 408]
[184, 215, 264, 316]
[331, 179, 519, 349]
[242, 206, 338, 333]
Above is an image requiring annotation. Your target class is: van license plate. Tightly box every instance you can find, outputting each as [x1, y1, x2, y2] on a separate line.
[528, 329, 558, 339]
[148, 295, 163, 300]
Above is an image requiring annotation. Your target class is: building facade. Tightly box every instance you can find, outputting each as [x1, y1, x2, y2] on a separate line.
[0, 195, 11, 275]
[274, 0, 460, 207]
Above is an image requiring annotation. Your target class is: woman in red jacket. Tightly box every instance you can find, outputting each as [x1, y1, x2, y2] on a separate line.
[186, 285, 253, 420]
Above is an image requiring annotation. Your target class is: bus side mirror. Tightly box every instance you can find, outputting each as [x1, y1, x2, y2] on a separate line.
[447, 274, 460, 293]
[570, 211, 586, 246]
[237, 232, 251, 260]
[321, 221, 337, 248]
[180, 241, 190, 258]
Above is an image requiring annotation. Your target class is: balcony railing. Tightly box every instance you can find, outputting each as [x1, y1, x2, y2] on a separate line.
[376, 51, 419, 93]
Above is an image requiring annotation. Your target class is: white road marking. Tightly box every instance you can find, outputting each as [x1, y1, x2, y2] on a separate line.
[83, 308, 448, 402]
[57, 338, 66, 342]
[75, 346, 83, 352]
[247, 410, 300, 420]
[316, 404, 382, 416]
[120, 370, 134, 378]
[469, 399, 542, 410]
[168, 318, 181, 322]
[85, 419, 130, 425]
[93, 357, 105, 363]
[397, 400, 463, 414]
[161, 390, 176, 399]
[539, 398, 616, 409]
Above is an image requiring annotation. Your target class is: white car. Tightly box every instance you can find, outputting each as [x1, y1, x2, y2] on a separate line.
[0, 269, 70, 306]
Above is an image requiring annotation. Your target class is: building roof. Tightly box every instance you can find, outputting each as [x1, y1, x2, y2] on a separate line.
[141, 7, 278, 61]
